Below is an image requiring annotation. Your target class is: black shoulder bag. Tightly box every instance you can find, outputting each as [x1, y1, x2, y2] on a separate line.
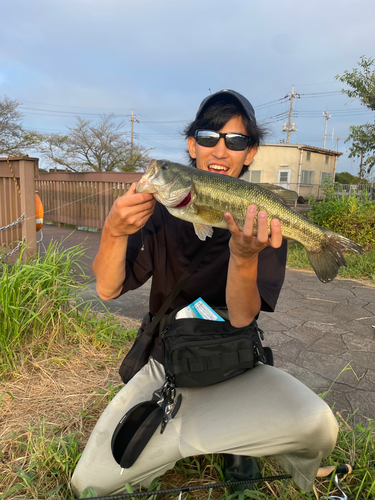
[161, 305, 266, 388]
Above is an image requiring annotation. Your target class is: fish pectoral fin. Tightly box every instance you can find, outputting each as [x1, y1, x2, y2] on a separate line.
[193, 223, 214, 241]
[196, 205, 224, 224]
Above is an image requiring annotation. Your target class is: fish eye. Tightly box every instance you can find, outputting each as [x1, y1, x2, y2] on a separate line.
[161, 162, 169, 170]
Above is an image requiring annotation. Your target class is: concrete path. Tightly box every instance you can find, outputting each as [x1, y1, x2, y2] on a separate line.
[38, 224, 375, 422]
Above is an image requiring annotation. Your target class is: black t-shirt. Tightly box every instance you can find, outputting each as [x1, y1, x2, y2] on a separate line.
[121, 203, 287, 315]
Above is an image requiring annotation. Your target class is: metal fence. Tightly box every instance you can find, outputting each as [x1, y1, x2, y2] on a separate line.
[334, 183, 374, 198]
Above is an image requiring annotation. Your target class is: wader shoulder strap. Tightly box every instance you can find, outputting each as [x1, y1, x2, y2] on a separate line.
[146, 230, 220, 335]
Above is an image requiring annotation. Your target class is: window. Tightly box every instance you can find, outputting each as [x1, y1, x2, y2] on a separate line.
[301, 170, 314, 185]
[279, 172, 289, 183]
[320, 172, 332, 185]
[306, 152, 311, 162]
[325, 155, 329, 165]
[249, 170, 262, 183]
[278, 169, 291, 187]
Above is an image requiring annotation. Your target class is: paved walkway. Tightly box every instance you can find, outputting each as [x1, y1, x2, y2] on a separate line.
[38, 224, 375, 422]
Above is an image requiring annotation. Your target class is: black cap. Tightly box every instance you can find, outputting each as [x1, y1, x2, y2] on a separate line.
[195, 89, 256, 123]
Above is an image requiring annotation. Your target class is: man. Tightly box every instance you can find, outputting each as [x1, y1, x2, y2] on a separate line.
[71, 90, 338, 496]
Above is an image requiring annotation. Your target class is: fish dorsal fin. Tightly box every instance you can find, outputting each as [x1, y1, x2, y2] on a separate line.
[196, 205, 224, 224]
[193, 223, 214, 241]
[257, 184, 294, 205]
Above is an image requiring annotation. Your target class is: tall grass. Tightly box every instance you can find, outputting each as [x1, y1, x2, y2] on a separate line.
[0, 241, 134, 376]
[0, 242, 88, 374]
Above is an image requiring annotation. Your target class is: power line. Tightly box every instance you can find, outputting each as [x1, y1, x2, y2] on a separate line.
[24, 126, 68, 133]
[254, 96, 289, 110]
[19, 106, 131, 118]
[140, 116, 182, 138]
[19, 99, 133, 111]
[299, 91, 342, 96]
[138, 137, 184, 153]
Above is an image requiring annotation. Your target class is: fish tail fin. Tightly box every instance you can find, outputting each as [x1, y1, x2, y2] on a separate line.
[306, 230, 365, 283]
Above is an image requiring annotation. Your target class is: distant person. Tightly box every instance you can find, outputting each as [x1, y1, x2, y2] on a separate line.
[71, 90, 338, 496]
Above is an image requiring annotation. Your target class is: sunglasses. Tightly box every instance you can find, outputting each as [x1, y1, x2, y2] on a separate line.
[195, 130, 253, 151]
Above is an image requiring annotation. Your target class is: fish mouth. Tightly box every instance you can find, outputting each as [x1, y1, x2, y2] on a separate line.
[136, 161, 192, 208]
[135, 160, 156, 193]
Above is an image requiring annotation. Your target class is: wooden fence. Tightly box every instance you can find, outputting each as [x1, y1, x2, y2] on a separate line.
[0, 157, 39, 261]
[35, 171, 143, 230]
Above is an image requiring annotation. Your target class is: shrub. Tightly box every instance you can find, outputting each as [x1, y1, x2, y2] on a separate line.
[308, 195, 375, 249]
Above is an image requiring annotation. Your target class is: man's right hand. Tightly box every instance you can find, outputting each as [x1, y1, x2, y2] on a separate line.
[104, 182, 156, 237]
[93, 182, 156, 300]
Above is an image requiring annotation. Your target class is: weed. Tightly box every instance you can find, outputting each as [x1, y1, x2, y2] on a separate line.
[287, 242, 375, 282]
[308, 194, 375, 249]
[0, 242, 134, 377]
[93, 381, 123, 403]
[0, 420, 81, 500]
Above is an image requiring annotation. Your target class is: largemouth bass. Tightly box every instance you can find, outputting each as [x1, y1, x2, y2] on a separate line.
[136, 160, 364, 283]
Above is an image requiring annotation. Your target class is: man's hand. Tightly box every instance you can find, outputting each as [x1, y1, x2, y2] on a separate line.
[224, 204, 283, 264]
[224, 205, 283, 327]
[105, 182, 156, 237]
[93, 183, 156, 300]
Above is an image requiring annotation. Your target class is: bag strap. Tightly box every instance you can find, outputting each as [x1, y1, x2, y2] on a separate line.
[144, 230, 220, 337]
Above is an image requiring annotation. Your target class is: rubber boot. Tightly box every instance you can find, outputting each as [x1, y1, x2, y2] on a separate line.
[223, 454, 261, 492]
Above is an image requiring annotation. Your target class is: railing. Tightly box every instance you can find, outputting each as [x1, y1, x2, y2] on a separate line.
[334, 183, 374, 198]
[270, 182, 375, 202]
[0, 157, 39, 261]
[35, 171, 143, 230]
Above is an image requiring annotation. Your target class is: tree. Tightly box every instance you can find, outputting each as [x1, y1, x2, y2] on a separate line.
[42, 115, 151, 172]
[0, 95, 42, 156]
[335, 171, 359, 184]
[335, 56, 375, 174]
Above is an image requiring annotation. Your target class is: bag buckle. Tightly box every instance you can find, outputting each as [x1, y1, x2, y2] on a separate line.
[256, 325, 264, 341]
[153, 376, 182, 434]
[255, 345, 267, 364]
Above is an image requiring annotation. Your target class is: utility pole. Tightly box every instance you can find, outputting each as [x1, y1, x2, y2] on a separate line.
[282, 85, 299, 143]
[323, 110, 331, 149]
[359, 152, 363, 183]
[129, 109, 140, 161]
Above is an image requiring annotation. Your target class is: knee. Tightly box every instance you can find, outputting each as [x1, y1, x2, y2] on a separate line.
[300, 406, 339, 456]
[70, 474, 83, 498]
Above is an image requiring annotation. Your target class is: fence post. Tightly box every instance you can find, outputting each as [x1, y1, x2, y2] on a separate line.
[19, 159, 37, 261]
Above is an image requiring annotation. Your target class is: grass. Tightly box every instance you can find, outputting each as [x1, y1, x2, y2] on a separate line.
[0, 241, 137, 376]
[1, 243, 374, 499]
[287, 242, 375, 283]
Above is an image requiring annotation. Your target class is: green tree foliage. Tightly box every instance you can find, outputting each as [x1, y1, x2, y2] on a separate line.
[42, 114, 151, 172]
[0, 95, 43, 156]
[335, 171, 359, 184]
[335, 56, 375, 174]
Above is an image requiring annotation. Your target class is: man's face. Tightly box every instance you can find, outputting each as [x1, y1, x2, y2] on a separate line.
[187, 116, 258, 179]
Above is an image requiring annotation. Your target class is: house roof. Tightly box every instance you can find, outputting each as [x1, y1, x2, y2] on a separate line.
[261, 143, 343, 157]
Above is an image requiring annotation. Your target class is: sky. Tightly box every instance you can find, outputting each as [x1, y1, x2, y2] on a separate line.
[1, 0, 374, 175]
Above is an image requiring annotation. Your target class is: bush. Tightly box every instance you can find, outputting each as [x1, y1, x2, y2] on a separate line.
[308, 195, 375, 249]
